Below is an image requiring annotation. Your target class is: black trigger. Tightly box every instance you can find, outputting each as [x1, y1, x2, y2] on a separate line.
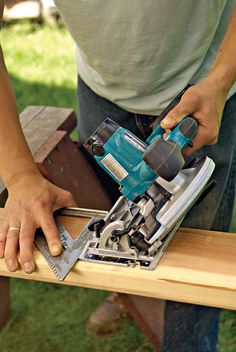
[188, 141, 193, 148]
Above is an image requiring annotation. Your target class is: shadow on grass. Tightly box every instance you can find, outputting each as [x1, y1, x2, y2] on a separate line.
[10, 73, 78, 140]
[9, 74, 77, 114]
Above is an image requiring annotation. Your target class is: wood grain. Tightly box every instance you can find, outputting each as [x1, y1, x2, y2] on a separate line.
[0, 208, 236, 310]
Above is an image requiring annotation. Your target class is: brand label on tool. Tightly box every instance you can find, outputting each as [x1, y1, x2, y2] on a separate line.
[101, 154, 128, 182]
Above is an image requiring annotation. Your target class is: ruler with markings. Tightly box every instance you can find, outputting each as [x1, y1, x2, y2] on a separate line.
[34, 207, 107, 281]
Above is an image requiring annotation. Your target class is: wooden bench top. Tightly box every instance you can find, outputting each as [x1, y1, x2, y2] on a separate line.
[0, 106, 76, 204]
[0, 105, 111, 210]
[0, 209, 236, 311]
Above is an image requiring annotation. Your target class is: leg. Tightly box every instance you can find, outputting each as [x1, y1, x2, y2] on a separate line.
[78, 76, 236, 351]
[0, 276, 10, 328]
[160, 93, 236, 352]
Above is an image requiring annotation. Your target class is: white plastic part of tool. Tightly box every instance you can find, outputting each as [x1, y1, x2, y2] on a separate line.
[139, 198, 155, 217]
[148, 157, 215, 244]
[99, 220, 125, 249]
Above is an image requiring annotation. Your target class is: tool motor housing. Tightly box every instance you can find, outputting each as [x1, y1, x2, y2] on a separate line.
[84, 116, 197, 201]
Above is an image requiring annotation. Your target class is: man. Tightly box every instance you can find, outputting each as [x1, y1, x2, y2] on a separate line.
[0, 1, 236, 351]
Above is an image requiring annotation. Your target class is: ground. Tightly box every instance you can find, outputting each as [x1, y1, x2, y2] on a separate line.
[0, 21, 236, 352]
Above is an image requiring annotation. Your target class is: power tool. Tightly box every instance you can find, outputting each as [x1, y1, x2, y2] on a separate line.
[35, 86, 216, 279]
[78, 86, 215, 269]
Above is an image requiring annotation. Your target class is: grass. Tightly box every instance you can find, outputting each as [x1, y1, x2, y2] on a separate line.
[1, 21, 78, 139]
[0, 282, 151, 352]
[1, 21, 77, 112]
[0, 21, 235, 352]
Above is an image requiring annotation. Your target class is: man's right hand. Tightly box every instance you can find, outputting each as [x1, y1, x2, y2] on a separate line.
[0, 173, 76, 274]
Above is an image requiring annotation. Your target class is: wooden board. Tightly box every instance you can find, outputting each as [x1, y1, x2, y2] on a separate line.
[0, 208, 236, 310]
[0, 106, 76, 197]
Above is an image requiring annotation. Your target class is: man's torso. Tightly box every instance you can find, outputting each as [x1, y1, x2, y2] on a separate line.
[54, 0, 236, 114]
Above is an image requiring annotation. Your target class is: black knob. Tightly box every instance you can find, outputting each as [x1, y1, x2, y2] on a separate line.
[110, 227, 131, 242]
[92, 142, 105, 157]
[88, 219, 105, 238]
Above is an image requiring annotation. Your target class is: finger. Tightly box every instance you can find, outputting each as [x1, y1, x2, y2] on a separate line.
[4, 223, 20, 272]
[182, 128, 211, 156]
[0, 221, 8, 258]
[163, 129, 171, 139]
[39, 210, 62, 256]
[19, 220, 36, 274]
[161, 102, 190, 130]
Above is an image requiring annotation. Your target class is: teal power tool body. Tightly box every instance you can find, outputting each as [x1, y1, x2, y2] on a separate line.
[88, 114, 197, 201]
[86, 86, 198, 202]
[79, 86, 216, 269]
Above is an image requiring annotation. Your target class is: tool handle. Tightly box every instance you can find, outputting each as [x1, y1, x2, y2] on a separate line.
[147, 115, 198, 150]
[142, 117, 198, 181]
[142, 85, 198, 181]
[166, 116, 198, 149]
[146, 85, 193, 145]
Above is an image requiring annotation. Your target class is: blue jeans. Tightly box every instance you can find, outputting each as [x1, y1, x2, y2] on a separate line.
[77, 76, 236, 352]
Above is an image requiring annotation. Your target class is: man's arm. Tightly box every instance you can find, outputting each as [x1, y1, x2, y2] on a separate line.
[208, 4, 236, 92]
[161, 5, 236, 155]
[0, 1, 75, 273]
[0, 1, 38, 189]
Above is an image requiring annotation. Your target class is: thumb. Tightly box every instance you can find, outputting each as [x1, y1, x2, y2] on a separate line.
[160, 101, 191, 130]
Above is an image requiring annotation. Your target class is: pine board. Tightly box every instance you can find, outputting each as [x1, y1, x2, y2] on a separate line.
[0, 208, 236, 310]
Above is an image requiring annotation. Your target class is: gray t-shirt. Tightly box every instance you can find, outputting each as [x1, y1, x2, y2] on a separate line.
[54, 0, 236, 114]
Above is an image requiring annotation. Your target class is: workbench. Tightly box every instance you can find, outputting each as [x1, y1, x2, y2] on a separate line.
[0, 106, 236, 329]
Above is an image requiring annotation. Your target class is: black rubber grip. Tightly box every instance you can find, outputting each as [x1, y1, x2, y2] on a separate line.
[143, 139, 185, 181]
[179, 116, 198, 139]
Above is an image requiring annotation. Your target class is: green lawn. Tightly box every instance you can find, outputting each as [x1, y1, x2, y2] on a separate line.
[1, 22, 77, 112]
[0, 21, 236, 352]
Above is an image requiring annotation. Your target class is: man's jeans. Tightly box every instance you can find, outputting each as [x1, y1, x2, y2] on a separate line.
[77, 76, 236, 352]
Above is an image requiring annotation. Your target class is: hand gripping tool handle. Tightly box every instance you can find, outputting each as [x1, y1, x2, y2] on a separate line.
[143, 85, 198, 181]
[146, 84, 193, 144]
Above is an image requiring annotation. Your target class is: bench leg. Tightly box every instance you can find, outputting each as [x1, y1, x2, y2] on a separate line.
[0, 277, 10, 328]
